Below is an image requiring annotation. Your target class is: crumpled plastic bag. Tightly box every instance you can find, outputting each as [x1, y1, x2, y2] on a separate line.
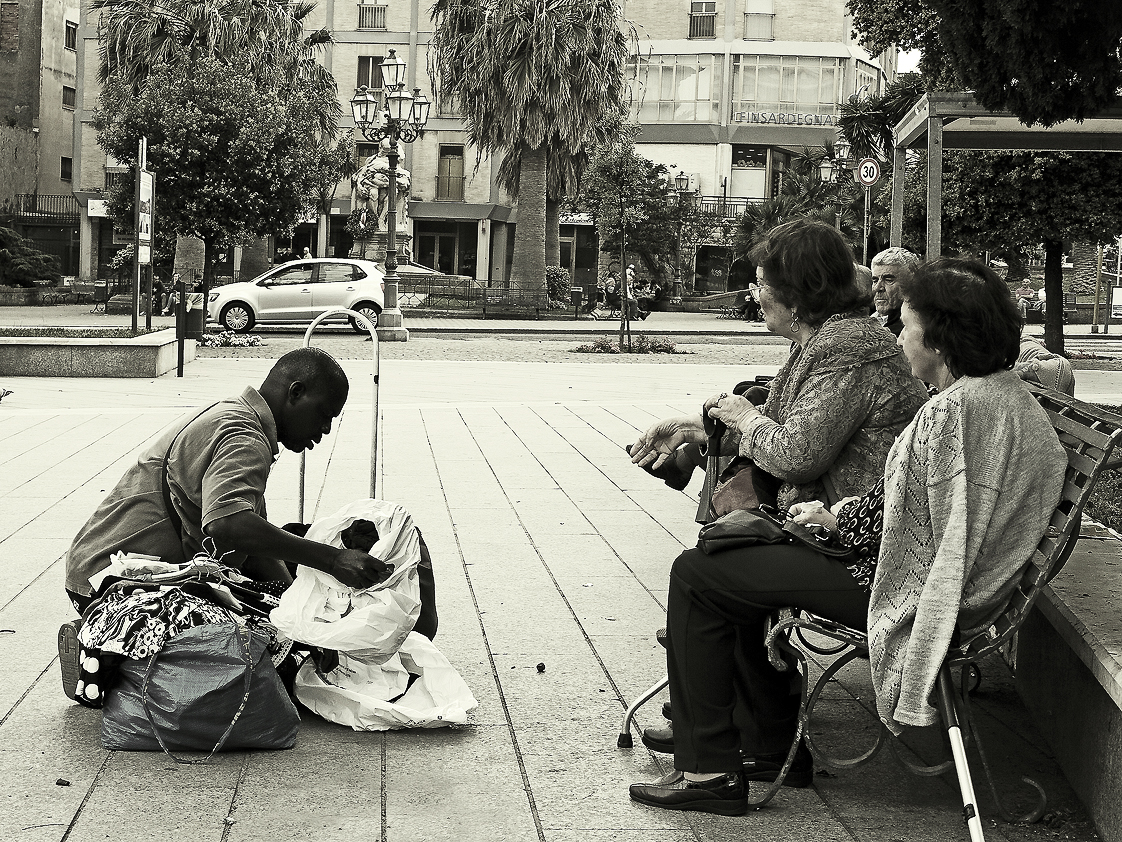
[294, 632, 477, 731]
[270, 499, 422, 662]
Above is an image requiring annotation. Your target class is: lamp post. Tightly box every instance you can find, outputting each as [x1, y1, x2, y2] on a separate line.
[350, 49, 430, 340]
[671, 172, 693, 300]
[819, 135, 852, 232]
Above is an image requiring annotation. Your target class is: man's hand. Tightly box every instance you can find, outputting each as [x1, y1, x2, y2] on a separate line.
[630, 415, 706, 469]
[330, 549, 394, 590]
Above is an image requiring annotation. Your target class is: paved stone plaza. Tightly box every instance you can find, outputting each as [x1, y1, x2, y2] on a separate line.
[0, 313, 1115, 841]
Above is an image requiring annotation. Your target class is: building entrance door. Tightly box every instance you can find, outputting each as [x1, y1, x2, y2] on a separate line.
[417, 233, 458, 274]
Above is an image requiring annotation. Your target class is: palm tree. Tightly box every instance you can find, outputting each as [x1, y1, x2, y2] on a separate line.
[429, 0, 633, 293]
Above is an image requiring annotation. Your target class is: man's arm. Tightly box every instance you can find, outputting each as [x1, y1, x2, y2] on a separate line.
[206, 510, 392, 590]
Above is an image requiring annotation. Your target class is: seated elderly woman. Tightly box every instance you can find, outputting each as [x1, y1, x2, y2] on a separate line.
[631, 217, 928, 520]
[628, 257, 1069, 816]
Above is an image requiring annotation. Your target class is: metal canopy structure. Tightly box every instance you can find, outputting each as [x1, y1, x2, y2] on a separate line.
[888, 91, 1122, 256]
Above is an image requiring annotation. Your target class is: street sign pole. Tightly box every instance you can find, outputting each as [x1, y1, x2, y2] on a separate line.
[856, 158, 881, 266]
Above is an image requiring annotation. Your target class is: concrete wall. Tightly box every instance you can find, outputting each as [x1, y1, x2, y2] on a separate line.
[35, 0, 78, 195]
[0, 0, 42, 128]
[0, 125, 38, 203]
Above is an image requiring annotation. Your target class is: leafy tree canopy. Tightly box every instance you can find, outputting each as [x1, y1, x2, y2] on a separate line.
[96, 57, 331, 253]
[932, 0, 1122, 126]
[847, 0, 1122, 124]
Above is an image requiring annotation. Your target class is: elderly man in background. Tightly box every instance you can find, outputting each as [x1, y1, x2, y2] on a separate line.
[870, 247, 920, 337]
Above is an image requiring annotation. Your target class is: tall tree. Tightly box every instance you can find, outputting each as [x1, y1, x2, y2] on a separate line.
[902, 150, 1122, 353]
[97, 58, 331, 288]
[430, 0, 632, 293]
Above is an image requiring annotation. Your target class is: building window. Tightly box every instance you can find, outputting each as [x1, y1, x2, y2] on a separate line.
[0, 1, 18, 51]
[357, 56, 384, 91]
[436, 145, 465, 201]
[629, 54, 723, 123]
[61, 157, 73, 181]
[356, 3, 387, 30]
[355, 142, 378, 166]
[855, 60, 881, 98]
[688, 1, 716, 38]
[64, 20, 77, 49]
[732, 146, 769, 168]
[105, 170, 127, 190]
[744, 13, 773, 40]
[731, 55, 841, 118]
[62, 85, 76, 109]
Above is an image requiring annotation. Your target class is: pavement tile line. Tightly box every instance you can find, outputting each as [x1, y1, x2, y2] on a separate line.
[420, 409, 549, 842]
[56, 752, 113, 842]
[218, 755, 253, 842]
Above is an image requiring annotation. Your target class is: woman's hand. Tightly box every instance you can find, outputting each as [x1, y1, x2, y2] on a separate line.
[704, 392, 762, 434]
[630, 415, 705, 469]
[787, 500, 838, 531]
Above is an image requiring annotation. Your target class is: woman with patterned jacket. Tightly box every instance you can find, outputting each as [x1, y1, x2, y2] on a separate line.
[628, 257, 1067, 817]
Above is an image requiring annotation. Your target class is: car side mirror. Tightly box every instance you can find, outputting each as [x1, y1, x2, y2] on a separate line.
[257, 280, 272, 287]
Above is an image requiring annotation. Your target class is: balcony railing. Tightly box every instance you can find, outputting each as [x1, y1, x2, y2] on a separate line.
[695, 196, 759, 218]
[13, 193, 80, 220]
[357, 4, 387, 30]
[435, 175, 466, 201]
[688, 12, 716, 38]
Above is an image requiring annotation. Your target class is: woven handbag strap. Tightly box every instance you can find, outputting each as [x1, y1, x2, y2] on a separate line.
[139, 621, 255, 765]
[160, 404, 218, 543]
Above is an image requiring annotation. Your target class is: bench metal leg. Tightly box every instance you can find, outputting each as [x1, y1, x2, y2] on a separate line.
[617, 674, 668, 748]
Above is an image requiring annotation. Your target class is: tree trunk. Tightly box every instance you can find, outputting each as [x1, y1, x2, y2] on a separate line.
[545, 197, 560, 268]
[317, 211, 330, 257]
[509, 144, 547, 294]
[1043, 238, 1065, 355]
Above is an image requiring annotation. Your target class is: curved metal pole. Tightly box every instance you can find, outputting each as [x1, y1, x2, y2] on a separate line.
[299, 308, 380, 522]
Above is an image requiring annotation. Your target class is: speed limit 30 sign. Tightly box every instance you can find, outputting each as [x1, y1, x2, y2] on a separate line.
[857, 158, 881, 187]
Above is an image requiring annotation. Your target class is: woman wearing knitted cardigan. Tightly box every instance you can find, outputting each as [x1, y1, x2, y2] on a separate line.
[629, 258, 1067, 816]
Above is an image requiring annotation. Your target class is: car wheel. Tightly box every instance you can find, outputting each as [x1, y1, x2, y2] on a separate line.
[349, 302, 380, 333]
[220, 302, 255, 333]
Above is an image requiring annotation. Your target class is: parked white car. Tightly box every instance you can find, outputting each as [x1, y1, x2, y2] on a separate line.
[207, 259, 385, 333]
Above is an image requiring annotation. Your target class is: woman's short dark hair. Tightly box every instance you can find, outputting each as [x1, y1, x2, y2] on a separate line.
[749, 218, 865, 326]
[898, 257, 1021, 378]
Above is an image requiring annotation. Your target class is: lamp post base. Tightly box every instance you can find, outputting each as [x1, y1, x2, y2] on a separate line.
[377, 279, 409, 342]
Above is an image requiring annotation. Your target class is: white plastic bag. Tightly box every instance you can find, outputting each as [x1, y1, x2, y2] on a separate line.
[294, 632, 478, 731]
[270, 499, 423, 661]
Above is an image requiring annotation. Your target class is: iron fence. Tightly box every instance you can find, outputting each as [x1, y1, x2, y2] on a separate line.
[397, 275, 547, 319]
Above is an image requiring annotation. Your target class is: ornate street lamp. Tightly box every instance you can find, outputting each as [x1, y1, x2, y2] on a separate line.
[350, 48, 430, 294]
[822, 133, 855, 231]
[671, 172, 694, 300]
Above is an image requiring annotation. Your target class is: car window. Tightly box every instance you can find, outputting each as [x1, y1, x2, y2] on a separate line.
[268, 265, 314, 286]
[317, 263, 357, 284]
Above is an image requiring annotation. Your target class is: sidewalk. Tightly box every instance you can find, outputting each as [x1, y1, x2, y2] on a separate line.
[0, 354, 1104, 842]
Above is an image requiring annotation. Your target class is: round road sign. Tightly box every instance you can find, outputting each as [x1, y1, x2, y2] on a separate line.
[857, 158, 881, 187]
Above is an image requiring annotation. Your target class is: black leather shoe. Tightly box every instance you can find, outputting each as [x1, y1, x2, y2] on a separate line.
[625, 444, 695, 491]
[743, 741, 814, 788]
[642, 725, 814, 788]
[630, 770, 747, 815]
[641, 725, 674, 754]
[662, 700, 672, 721]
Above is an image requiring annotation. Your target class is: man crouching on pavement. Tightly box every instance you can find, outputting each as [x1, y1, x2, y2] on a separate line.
[57, 347, 398, 698]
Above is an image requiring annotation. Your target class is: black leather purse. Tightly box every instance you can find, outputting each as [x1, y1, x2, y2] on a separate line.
[697, 500, 856, 559]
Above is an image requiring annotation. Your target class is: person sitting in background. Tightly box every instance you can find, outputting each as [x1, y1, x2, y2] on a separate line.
[628, 257, 1068, 815]
[870, 247, 921, 336]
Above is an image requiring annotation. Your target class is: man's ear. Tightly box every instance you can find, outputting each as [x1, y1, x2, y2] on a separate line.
[287, 381, 307, 404]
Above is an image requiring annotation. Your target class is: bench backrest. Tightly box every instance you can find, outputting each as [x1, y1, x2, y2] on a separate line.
[951, 384, 1122, 664]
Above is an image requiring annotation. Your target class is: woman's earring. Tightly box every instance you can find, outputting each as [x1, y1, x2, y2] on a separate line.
[789, 312, 801, 334]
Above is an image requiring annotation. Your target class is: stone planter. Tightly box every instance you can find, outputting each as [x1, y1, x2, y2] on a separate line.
[0, 328, 193, 377]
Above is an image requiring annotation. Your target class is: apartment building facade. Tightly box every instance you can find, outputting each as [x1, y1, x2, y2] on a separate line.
[0, 0, 80, 275]
[70, 0, 889, 289]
